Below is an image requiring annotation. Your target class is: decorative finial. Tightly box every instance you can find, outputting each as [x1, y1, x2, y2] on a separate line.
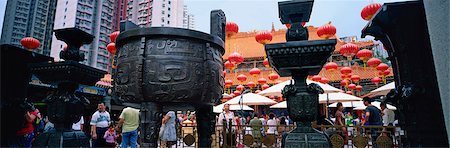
[271, 22, 275, 32]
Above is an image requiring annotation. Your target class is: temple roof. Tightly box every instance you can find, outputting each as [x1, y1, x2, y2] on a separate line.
[223, 26, 374, 59]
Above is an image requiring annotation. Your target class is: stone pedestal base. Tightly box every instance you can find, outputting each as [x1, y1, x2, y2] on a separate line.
[282, 127, 330, 148]
[34, 131, 89, 147]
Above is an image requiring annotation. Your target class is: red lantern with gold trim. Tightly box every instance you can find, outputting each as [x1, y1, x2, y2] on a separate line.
[357, 49, 373, 68]
[350, 75, 360, 83]
[317, 22, 336, 39]
[255, 31, 272, 45]
[376, 63, 389, 71]
[348, 84, 356, 90]
[247, 81, 256, 89]
[355, 85, 363, 91]
[225, 80, 233, 88]
[324, 62, 338, 71]
[20, 37, 40, 50]
[340, 67, 352, 75]
[340, 79, 349, 86]
[249, 68, 261, 77]
[263, 58, 270, 68]
[371, 77, 382, 85]
[237, 74, 247, 82]
[236, 85, 245, 91]
[340, 43, 359, 61]
[107, 43, 116, 55]
[110, 31, 120, 43]
[224, 61, 235, 70]
[228, 52, 244, 65]
[258, 78, 267, 85]
[226, 22, 239, 37]
[268, 73, 280, 81]
[367, 58, 381, 67]
[361, 3, 383, 21]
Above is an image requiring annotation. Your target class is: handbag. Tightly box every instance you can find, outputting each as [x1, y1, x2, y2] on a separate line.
[159, 123, 165, 138]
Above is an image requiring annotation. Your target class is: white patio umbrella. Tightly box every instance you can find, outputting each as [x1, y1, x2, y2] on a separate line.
[258, 79, 341, 97]
[329, 101, 397, 110]
[364, 82, 395, 98]
[213, 103, 254, 113]
[225, 93, 277, 106]
[270, 92, 362, 108]
[270, 101, 287, 109]
[222, 93, 232, 99]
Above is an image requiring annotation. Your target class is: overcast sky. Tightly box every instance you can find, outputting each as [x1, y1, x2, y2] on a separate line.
[0, 0, 409, 39]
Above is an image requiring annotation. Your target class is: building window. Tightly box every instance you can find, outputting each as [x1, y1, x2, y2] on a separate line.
[162, 10, 165, 14]
[168, 7, 170, 11]
[66, 1, 68, 5]
[162, 4, 165, 8]
[64, 15, 66, 19]
[167, 21, 170, 24]
[63, 22, 65, 26]
[65, 8, 67, 12]
[168, 1, 171, 4]
[168, 14, 170, 18]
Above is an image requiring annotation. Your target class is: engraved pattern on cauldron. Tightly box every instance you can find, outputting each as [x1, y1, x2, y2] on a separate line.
[287, 91, 318, 122]
[114, 39, 144, 102]
[115, 32, 224, 104]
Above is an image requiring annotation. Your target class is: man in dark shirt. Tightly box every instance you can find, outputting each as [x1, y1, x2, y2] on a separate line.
[362, 97, 382, 147]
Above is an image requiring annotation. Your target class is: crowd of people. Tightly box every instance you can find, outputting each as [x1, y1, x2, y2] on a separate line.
[217, 104, 294, 147]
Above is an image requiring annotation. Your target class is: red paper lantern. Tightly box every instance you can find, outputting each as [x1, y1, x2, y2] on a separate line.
[371, 77, 382, 85]
[355, 85, 363, 91]
[317, 22, 336, 39]
[356, 49, 373, 62]
[340, 79, 349, 86]
[225, 79, 233, 87]
[226, 22, 239, 37]
[255, 90, 262, 93]
[249, 68, 261, 77]
[255, 31, 272, 45]
[346, 91, 353, 95]
[236, 85, 245, 91]
[319, 78, 329, 84]
[224, 61, 235, 70]
[348, 84, 356, 90]
[350, 75, 361, 82]
[258, 78, 267, 85]
[312, 75, 322, 82]
[223, 71, 226, 77]
[263, 58, 270, 68]
[107, 43, 116, 55]
[361, 3, 383, 21]
[228, 52, 244, 65]
[340, 43, 359, 60]
[324, 62, 338, 71]
[233, 90, 241, 96]
[237, 74, 247, 82]
[110, 31, 120, 43]
[20, 37, 40, 50]
[275, 80, 283, 84]
[268, 73, 280, 81]
[367, 58, 382, 67]
[376, 63, 389, 71]
[383, 69, 390, 76]
[262, 84, 270, 90]
[340, 67, 352, 75]
[247, 81, 256, 88]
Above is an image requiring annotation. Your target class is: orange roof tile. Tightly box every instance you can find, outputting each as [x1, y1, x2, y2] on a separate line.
[223, 26, 373, 59]
[225, 65, 393, 85]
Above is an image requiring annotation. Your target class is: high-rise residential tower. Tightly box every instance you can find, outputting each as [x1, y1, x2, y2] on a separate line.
[117, 0, 192, 28]
[50, 0, 114, 71]
[0, 0, 58, 56]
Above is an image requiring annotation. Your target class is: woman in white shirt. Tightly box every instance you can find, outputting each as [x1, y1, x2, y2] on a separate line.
[266, 113, 277, 135]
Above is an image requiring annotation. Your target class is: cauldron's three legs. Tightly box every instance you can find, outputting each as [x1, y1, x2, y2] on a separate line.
[140, 102, 162, 148]
[196, 105, 215, 147]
